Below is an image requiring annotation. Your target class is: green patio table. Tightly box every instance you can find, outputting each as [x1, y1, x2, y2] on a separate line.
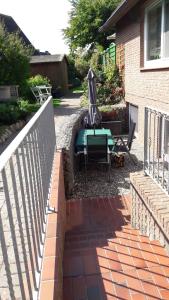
[75, 129, 115, 152]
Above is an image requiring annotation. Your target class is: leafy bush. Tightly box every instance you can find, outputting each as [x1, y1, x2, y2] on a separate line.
[94, 60, 124, 106]
[75, 54, 90, 79]
[0, 102, 28, 125]
[67, 54, 82, 87]
[0, 23, 32, 95]
[81, 78, 88, 97]
[103, 59, 116, 83]
[18, 99, 41, 113]
[23, 74, 51, 102]
[27, 74, 50, 87]
[90, 46, 103, 77]
[80, 95, 88, 107]
[70, 48, 91, 80]
[97, 81, 123, 106]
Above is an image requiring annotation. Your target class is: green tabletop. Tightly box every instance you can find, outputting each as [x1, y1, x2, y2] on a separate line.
[76, 129, 115, 151]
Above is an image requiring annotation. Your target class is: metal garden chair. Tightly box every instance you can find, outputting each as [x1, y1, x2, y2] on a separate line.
[84, 134, 111, 181]
[101, 120, 122, 135]
[114, 122, 136, 164]
[31, 85, 52, 104]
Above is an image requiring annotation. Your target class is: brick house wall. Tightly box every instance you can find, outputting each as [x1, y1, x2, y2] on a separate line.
[30, 59, 68, 95]
[116, 1, 169, 143]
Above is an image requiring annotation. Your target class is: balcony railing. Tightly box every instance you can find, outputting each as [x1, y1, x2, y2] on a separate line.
[0, 97, 56, 299]
[144, 106, 169, 194]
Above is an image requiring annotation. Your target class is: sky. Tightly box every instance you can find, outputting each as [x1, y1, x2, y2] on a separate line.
[0, 0, 72, 54]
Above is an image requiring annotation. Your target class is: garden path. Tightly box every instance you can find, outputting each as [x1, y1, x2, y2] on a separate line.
[53, 92, 82, 149]
[0, 93, 82, 155]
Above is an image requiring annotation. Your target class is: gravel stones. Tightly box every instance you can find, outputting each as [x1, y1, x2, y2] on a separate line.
[72, 139, 144, 199]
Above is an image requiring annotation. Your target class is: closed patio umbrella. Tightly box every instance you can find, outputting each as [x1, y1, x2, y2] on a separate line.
[84, 68, 102, 130]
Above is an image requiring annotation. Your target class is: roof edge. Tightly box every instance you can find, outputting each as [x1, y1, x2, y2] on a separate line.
[30, 54, 68, 64]
[99, 0, 140, 32]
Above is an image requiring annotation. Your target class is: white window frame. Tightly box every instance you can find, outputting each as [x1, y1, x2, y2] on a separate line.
[144, 0, 169, 68]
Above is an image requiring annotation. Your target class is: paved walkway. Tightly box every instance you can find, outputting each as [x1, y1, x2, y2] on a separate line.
[63, 196, 169, 300]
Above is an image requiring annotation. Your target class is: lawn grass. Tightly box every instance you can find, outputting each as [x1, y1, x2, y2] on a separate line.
[53, 98, 61, 108]
[19, 98, 61, 113]
[71, 85, 84, 94]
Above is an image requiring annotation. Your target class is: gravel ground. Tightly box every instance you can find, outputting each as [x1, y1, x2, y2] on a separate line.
[72, 139, 144, 198]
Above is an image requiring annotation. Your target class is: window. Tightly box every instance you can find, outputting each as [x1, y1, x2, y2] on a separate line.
[144, 0, 169, 68]
[129, 104, 138, 134]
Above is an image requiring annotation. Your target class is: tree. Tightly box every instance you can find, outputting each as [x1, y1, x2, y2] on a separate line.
[0, 23, 33, 93]
[64, 0, 120, 51]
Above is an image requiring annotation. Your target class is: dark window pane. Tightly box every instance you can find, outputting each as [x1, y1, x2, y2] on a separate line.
[147, 3, 162, 60]
[164, 120, 169, 154]
[164, 0, 169, 57]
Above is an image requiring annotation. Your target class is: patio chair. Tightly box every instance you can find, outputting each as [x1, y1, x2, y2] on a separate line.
[101, 120, 122, 135]
[84, 134, 111, 182]
[114, 122, 136, 164]
[31, 85, 52, 104]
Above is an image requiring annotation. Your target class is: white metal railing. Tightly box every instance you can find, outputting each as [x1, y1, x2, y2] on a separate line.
[0, 97, 56, 299]
[144, 106, 169, 194]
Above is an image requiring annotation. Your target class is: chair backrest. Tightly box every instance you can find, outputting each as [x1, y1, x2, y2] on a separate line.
[31, 86, 52, 103]
[87, 134, 108, 161]
[127, 122, 136, 150]
[101, 121, 122, 135]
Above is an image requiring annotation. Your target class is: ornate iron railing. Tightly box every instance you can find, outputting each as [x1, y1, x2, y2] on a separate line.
[144, 106, 169, 194]
[0, 97, 56, 299]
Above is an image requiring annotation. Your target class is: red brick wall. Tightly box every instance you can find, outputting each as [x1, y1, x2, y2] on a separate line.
[116, 1, 169, 143]
[39, 151, 66, 300]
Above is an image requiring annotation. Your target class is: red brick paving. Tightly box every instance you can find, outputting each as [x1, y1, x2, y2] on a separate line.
[63, 195, 169, 300]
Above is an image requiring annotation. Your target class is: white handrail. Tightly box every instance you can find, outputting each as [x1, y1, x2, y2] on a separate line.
[0, 96, 53, 172]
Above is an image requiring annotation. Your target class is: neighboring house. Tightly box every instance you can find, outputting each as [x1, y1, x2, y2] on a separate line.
[0, 13, 35, 50]
[100, 0, 169, 142]
[0, 13, 69, 95]
[0, 13, 50, 55]
[30, 55, 69, 95]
